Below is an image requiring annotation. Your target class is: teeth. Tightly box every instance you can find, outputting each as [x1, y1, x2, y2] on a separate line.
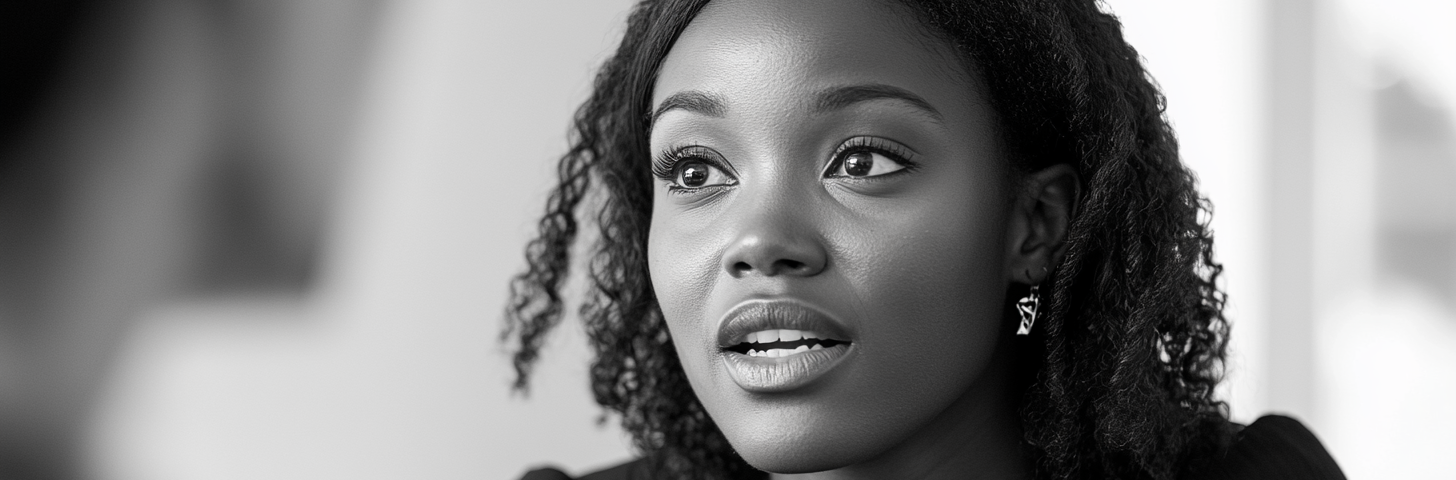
[744, 347, 823, 358]
[745, 329, 830, 344]
[738, 329, 840, 356]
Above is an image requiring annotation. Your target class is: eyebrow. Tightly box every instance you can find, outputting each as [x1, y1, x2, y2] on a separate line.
[813, 83, 942, 123]
[649, 83, 942, 126]
[651, 90, 728, 125]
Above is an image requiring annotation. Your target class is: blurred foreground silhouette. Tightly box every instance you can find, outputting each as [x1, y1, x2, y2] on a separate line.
[0, 1, 380, 477]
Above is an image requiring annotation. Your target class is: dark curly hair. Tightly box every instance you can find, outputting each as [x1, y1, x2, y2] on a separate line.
[502, 0, 1234, 478]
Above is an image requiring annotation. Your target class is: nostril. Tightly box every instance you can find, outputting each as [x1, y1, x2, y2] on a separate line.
[723, 238, 826, 277]
[777, 259, 805, 272]
[732, 259, 808, 276]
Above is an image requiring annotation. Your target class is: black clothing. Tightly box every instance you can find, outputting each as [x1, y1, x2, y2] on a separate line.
[1189, 415, 1346, 480]
[519, 414, 1344, 480]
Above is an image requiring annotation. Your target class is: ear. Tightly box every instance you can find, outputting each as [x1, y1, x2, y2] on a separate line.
[1005, 164, 1081, 285]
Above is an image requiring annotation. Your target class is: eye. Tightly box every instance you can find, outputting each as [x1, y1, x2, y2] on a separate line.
[674, 159, 733, 188]
[826, 137, 915, 178]
[652, 145, 737, 191]
[831, 151, 906, 178]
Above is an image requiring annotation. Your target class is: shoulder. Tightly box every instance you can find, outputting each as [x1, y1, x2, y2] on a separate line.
[1187, 414, 1346, 480]
[518, 459, 646, 480]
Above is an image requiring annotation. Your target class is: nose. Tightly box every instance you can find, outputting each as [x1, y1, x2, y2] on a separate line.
[721, 204, 828, 278]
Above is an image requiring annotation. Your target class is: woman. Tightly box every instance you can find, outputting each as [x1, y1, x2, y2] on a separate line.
[504, 0, 1345, 478]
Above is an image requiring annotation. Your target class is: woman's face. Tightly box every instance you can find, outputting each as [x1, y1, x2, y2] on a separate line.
[647, 0, 1017, 472]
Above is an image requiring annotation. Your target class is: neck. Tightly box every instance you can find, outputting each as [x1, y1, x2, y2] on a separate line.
[771, 344, 1031, 480]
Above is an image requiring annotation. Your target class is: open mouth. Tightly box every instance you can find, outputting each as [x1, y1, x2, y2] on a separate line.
[725, 329, 850, 357]
[716, 299, 856, 392]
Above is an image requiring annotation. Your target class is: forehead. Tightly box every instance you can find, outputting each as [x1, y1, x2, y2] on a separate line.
[651, 0, 974, 114]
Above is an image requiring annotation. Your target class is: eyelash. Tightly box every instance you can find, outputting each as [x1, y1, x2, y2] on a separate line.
[653, 146, 686, 180]
[652, 145, 714, 179]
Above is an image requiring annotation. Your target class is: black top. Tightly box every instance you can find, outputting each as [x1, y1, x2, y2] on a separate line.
[519, 415, 1344, 480]
[1187, 415, 1346, 480]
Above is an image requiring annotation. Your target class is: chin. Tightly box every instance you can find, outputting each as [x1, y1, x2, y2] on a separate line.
[726, 421, 886, 474]
[695, 370, 949, 475]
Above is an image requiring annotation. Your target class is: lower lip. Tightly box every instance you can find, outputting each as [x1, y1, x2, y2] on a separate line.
[721, 344, 853, 393]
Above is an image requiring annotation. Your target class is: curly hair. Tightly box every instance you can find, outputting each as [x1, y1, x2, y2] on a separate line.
[502, 0, 1234, 479]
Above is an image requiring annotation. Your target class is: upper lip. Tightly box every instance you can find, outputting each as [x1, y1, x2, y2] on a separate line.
[716, 298, 854, 349]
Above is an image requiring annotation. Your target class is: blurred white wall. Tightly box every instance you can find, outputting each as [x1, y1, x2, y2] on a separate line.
[1308, 0, 1456, 478]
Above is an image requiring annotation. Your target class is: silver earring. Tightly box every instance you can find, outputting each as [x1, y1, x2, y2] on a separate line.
[1016, 275, 1041, 336]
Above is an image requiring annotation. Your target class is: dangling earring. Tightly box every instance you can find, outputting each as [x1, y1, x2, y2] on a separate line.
[1016, 270, 1042, 336]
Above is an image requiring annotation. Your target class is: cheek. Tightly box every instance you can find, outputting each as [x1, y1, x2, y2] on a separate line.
[834, 166, 1010, 337]
[835, 186, 1010, 395]
[646, 201, 723, 372]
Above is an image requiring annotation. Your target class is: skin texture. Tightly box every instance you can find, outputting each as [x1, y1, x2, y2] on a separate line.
[645, 0, 1079, 477]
